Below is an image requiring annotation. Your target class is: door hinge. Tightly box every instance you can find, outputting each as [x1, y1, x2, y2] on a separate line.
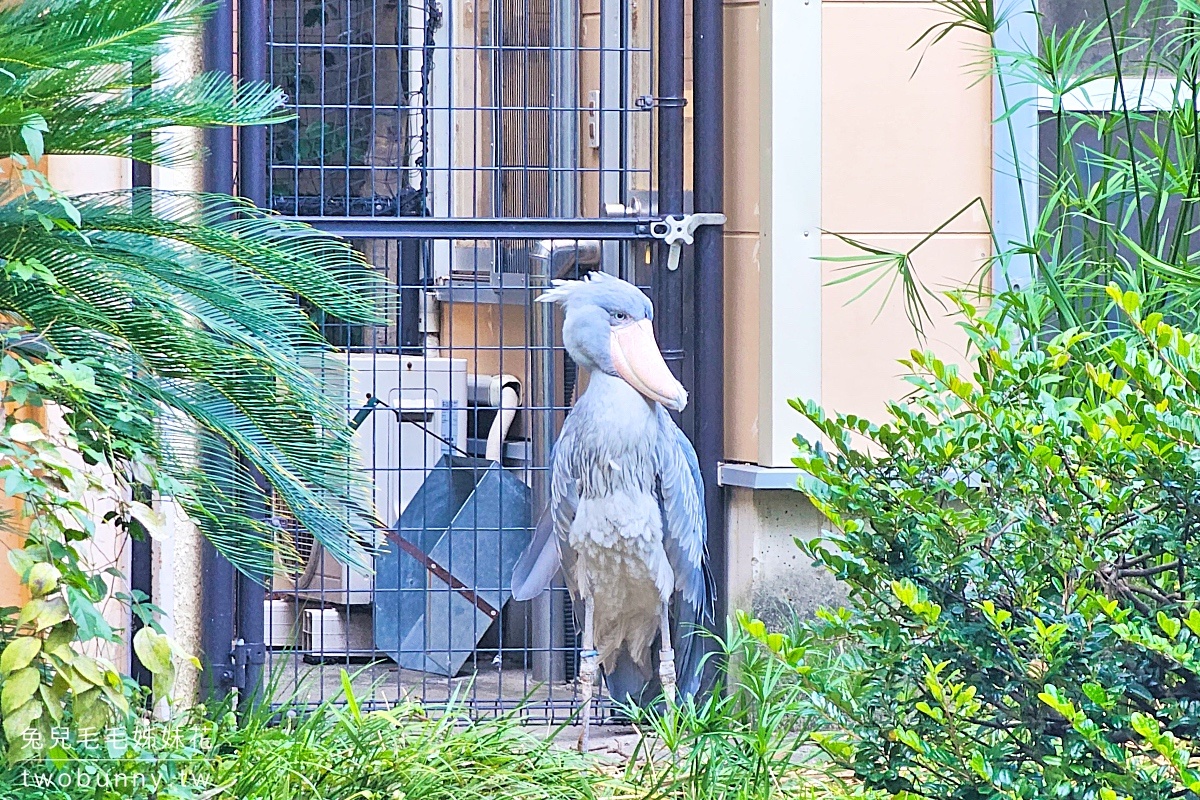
[230, 638, 267, 691]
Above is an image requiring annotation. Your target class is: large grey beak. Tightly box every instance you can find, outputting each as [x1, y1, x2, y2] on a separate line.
[609, 319, 688, 411]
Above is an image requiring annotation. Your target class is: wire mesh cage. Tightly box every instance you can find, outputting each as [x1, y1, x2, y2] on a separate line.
[255, 0, 679, 723]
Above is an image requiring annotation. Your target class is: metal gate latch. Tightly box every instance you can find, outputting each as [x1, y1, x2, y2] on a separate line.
[651, 213, 727, 271]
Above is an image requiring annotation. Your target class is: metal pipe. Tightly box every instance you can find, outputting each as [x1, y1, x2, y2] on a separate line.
[128, 492, 154, 688]
[400, 238, 423, 354]
[693, 0, 727, 625]
[199, 0, 237, 702]
[655, 0, 686, 387]
[233, 0, 270, 708]
[550, 0, 578, 219]
[291, 216, 662, 240]
[238, 0, 268, 208]
[528, 240, 601, 502]
[129, 58, 154, 690]
[527, 239, 600, 682]
[485, 381, 522, 463]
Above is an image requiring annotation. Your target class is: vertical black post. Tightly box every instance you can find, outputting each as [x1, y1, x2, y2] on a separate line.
[204, 0, 235, 197]
[200, 0, 238, 701]
[127, 494, 154, 689]
[654, 0, 686, 383]
[400, 236, 422, 353]
[693, 0, 726, 624]
[239, 0, 268, 208]
[236, 0, 270, 705]
[129, 58, 154, 690]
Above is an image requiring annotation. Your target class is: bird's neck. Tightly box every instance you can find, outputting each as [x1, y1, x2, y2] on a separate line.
[578, 370, 655, 411]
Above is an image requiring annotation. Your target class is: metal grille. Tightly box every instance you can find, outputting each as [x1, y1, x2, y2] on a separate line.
[236, 0, 689, 724]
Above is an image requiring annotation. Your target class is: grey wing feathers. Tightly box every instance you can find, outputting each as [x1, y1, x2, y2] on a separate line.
[510, 510, 560, 602]
[509, 429, 579, 601]
[656, 407, 716, 701]
[656, 407, 712, 615]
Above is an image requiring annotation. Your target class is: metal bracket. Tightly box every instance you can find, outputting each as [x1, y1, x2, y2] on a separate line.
[635, 95, 688, 110]
[650, 212, 727, 271]
[230, 638, 267, 691]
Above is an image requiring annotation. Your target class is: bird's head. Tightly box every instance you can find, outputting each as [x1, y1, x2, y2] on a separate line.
[537, 271, 688, 412]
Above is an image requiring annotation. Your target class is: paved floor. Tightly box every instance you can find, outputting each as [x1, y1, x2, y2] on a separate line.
[264, 651, 626, 723]
[549, 723, 643, 759]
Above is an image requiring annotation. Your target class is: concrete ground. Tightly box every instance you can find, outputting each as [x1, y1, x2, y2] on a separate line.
[266, 651, 622, 723]
[550, 723, 642, 759]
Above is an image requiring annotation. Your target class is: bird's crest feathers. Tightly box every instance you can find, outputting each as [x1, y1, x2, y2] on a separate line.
[535, 270, 616, 306]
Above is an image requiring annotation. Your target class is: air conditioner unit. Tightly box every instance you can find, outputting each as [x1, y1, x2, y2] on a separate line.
[274, 354, 468, 606]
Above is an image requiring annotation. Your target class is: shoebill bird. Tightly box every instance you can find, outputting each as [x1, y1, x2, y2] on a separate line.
[511, 271, 713, 751]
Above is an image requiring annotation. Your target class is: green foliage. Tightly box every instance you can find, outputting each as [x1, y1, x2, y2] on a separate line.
[0, 335, 191, 763]
[623, 622, 850, 800]
[3, 676, 612, 800]
[798, 3, 1200, 793]
[0, 0, 389, 766]
[0, 0, 290, 167]
[0, 0, 387, 575]
[206, 685, 603, 800]
[760, 294, 1200, 798]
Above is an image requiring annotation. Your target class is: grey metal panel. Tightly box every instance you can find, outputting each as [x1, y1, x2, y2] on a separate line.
[375, 456, 531, 677]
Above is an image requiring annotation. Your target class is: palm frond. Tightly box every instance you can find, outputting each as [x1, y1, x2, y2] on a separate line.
[0, 0, 211, 73]
[0, 0, 291, 166]
[0, 191, 388, 574]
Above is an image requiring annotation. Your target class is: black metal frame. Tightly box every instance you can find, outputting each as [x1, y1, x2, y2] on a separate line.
[199, 0, 724, 720]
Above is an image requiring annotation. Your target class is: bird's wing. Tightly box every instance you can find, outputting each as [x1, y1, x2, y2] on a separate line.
[510, 426, 580, 601]
[656, 406, 712, 613]
[656, 406, 716, 699]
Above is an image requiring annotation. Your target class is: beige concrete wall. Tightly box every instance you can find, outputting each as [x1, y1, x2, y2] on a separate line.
[722, 0, 992, 618]
[727, 487, 846, 626]
[819, 0, 990, 422]
[724, 0, 762, 464]
[723, 0, 990, 458]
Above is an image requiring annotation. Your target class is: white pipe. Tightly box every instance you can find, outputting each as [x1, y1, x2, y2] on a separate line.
[421, 291, 441, 355]
[486, 386, 520, 462]
[467, 373, 520, 461]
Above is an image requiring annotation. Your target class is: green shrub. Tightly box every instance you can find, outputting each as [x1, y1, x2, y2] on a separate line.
[749, 291, 1200, 799]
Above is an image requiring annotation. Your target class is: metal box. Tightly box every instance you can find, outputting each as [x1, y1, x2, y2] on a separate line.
[374, 455, 531, 676]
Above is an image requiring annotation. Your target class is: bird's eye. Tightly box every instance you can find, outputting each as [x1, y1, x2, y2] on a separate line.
[612, 311, 628, 322]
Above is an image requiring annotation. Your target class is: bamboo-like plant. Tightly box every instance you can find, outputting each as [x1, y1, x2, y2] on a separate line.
[0, 0, 385, 574]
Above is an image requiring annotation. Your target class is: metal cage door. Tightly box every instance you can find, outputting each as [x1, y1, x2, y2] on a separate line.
[203, 0, 725, 723]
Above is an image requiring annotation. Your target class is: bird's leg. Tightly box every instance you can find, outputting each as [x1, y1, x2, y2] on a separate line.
[658, 602, 676, 707]
[576, 595, 597, 753]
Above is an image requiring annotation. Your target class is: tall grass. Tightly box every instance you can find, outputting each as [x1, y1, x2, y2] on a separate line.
[2, 671, 608, 800]
[619, 621, 850, 800]
[202, 674, 606, 800]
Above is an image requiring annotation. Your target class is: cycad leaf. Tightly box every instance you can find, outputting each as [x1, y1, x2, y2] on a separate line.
[0, 190, 388, 576]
